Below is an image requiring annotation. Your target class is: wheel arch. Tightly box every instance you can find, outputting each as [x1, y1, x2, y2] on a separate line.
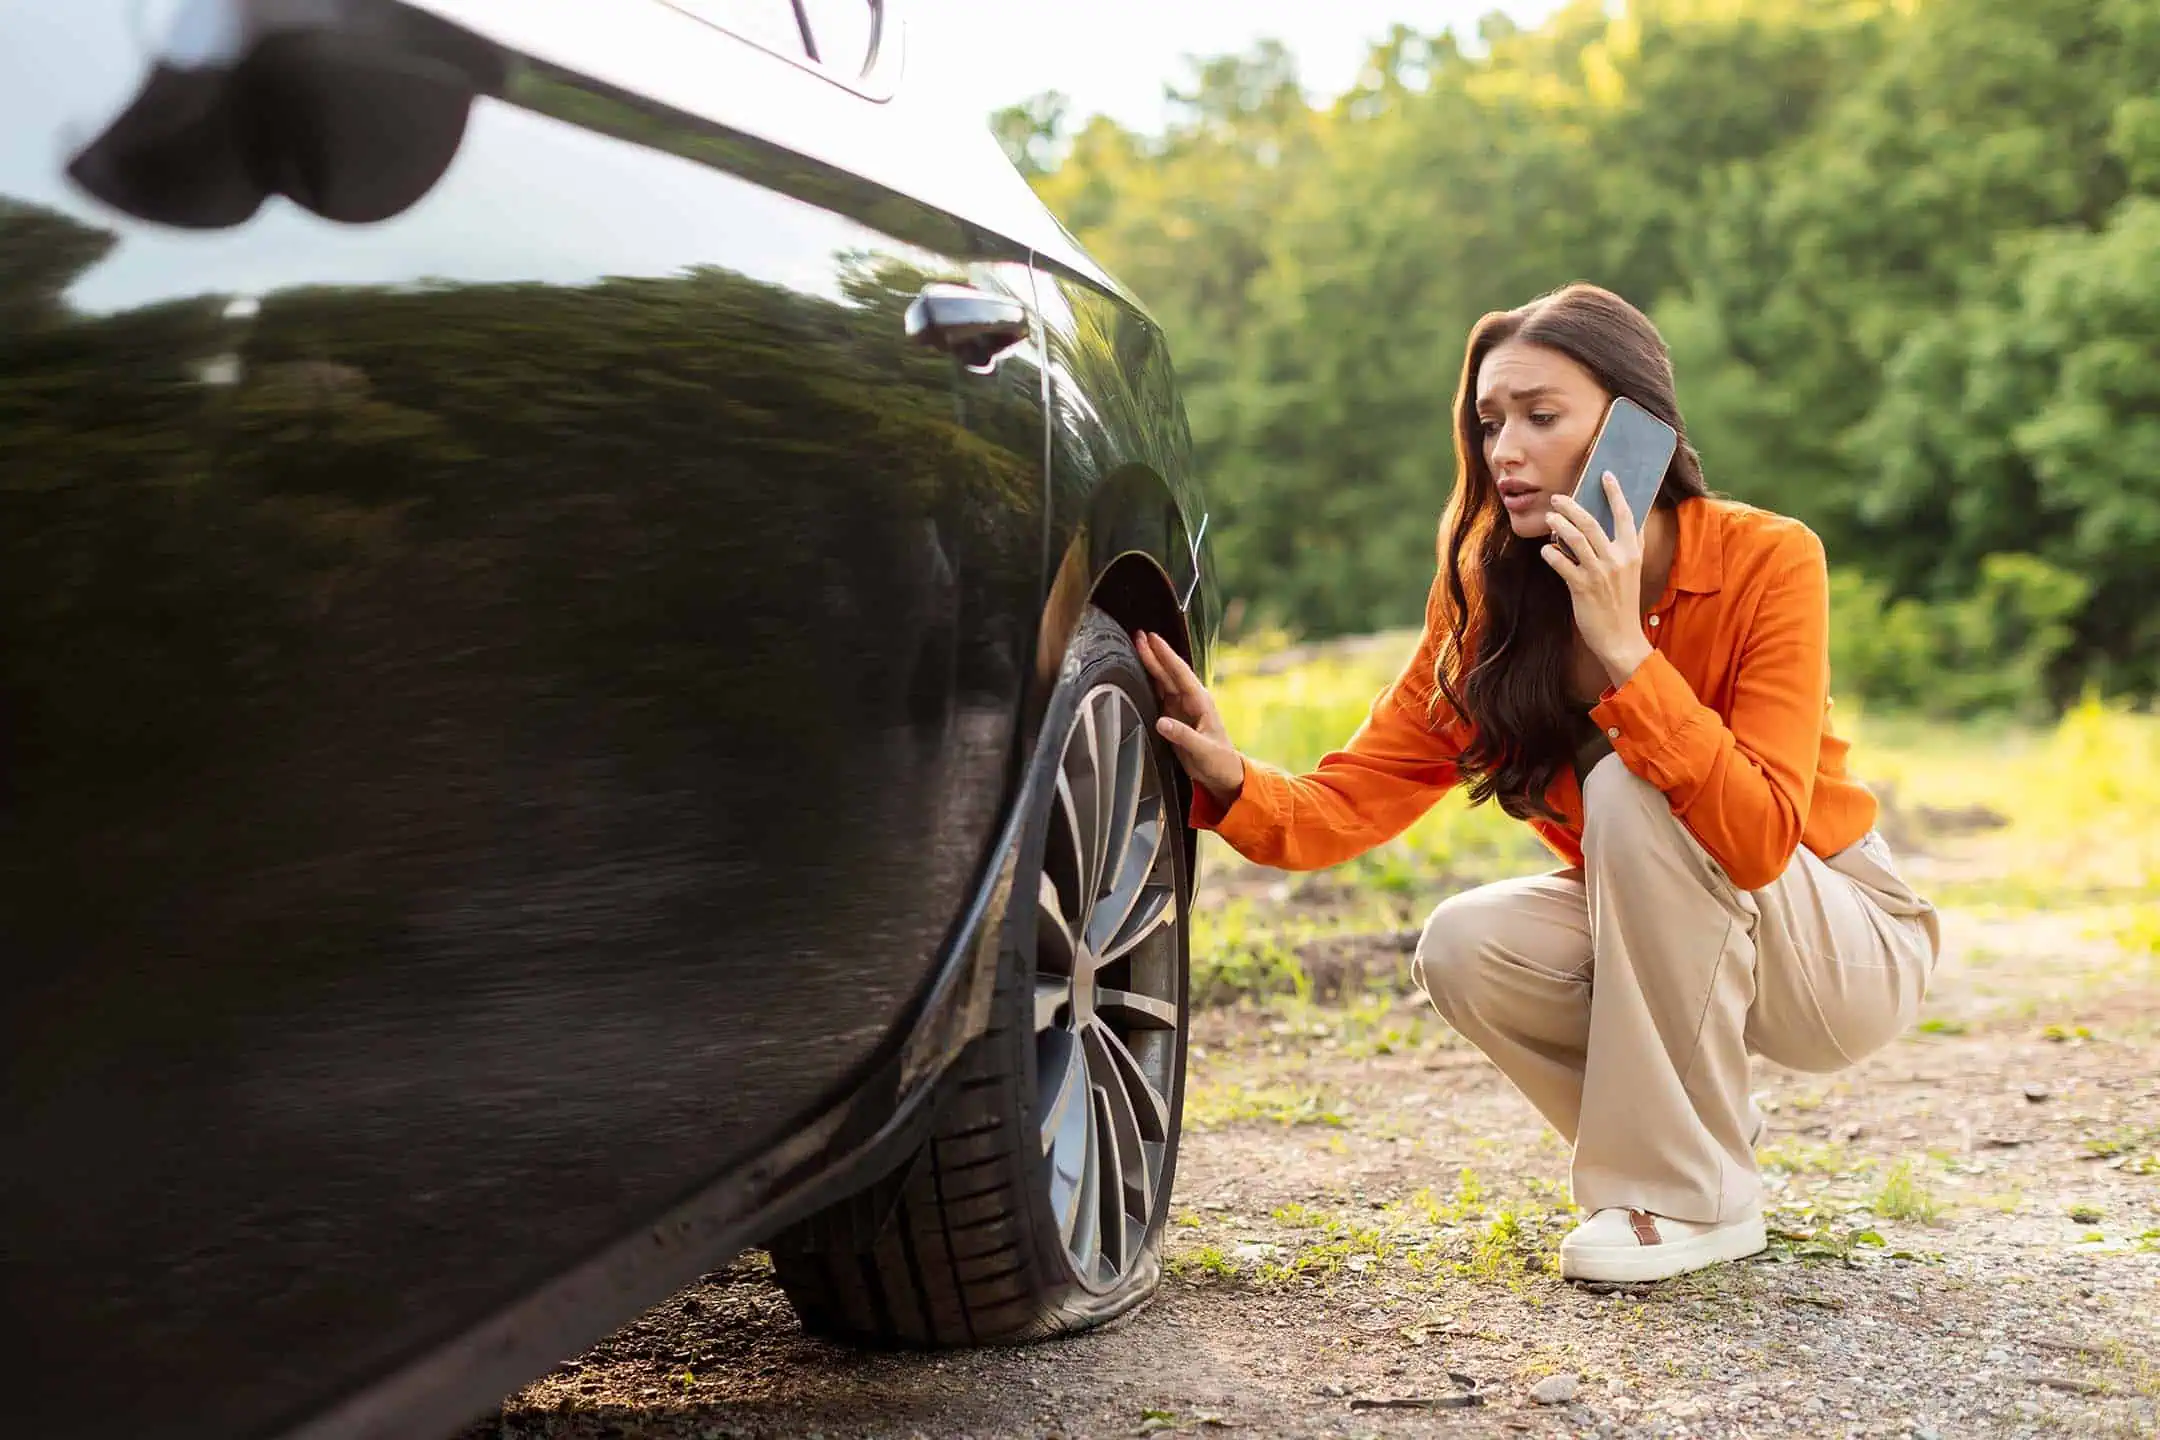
[1031, 463, 1213, 895]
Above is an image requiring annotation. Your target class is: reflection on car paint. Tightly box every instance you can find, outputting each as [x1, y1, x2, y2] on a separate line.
[2, 11, 1045, 1439]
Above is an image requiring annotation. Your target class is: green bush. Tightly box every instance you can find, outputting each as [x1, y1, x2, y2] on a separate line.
[1829, 554, 2089, 719]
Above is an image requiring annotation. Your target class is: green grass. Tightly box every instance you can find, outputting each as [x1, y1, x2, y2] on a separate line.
[1759, 1139, 1864, 1176]
[1207, 631, 1548, 888]
[1208, 640, 2160, 963]
[1183, 1081, 1348, 1132]
[1261, 990, 1430, 1058]
[1159, 1169, 1586, 1293]
[1165, 1243, 1238, 1281]
[1869, 1160, 1945, 1225]
[2082, 1126, 2160, 1175]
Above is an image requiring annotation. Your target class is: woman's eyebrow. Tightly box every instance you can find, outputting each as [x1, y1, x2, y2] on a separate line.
[1476, 383, 1563, 409]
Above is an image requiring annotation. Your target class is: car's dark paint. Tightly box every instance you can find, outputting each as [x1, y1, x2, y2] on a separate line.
[0, 3, 1210, 1439]
[1031, 263, 1219, 874]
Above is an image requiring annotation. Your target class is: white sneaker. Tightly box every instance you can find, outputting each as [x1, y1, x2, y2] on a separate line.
[1559, 1206, 1766, 1283]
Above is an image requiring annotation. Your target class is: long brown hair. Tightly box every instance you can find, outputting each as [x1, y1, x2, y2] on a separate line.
[1430, 283, 1711, 820]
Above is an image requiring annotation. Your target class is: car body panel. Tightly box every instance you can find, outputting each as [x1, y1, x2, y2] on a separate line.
[1033, 260, 1218, 685]
[3, 5, 1051, 1437]
[2, 3, 1213, 1438]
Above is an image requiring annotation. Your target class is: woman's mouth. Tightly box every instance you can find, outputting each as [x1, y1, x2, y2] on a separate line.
[1498, 480, 1542, 513]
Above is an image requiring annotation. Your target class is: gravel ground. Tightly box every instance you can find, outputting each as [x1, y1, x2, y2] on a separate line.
[462, 835, 2160, 1440]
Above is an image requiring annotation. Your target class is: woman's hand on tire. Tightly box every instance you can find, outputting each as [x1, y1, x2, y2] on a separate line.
[1134, 631, 1244, 810]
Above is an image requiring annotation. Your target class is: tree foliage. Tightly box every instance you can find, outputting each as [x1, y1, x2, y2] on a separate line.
[997, 0, 2160, 701]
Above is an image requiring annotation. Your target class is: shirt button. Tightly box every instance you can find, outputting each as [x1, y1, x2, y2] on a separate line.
[1648, 614, 1661, 627]
[1606, 727, 1620, 739]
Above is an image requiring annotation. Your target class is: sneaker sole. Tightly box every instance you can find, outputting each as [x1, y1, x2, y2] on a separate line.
[1559, 1214, 1767, 1284]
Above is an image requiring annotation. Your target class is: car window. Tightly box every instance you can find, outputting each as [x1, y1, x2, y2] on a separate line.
[795, 0, 881, 79]
[657, 1, 811, 59]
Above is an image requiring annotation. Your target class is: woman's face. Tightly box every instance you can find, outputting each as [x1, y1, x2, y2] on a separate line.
[1474, 338, 1612, 539]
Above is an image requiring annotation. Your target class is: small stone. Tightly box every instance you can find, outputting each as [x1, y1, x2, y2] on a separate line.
[2022, 1082, 2051, 1102]
[1531, 1373, 1581, 1406]
[1606, 1377, 1627, 1397]
[2016, 1399, 2043, 1419]
[1985, 1347, 2010, 1363]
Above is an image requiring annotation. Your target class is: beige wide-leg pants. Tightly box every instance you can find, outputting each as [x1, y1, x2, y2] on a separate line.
[1412, 754, 1941, 1225]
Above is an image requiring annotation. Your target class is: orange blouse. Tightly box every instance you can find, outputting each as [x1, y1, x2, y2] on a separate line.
[1190, 496, 1876, 892]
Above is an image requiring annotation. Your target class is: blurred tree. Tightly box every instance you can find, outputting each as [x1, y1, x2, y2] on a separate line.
[1009, 0, 2160, 703]
[990, 89, 1071, 179]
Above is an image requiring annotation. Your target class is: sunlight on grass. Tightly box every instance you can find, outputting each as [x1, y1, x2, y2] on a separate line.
[1208, 632, 1547, 887]
[1869, 1160, 1945, 1225]
[1851, 695, 2160, 901]
[1184, 1081, 1348, 1132]
[1212, 633, 2160, 932]
[1760, 1140, 1865, 1177]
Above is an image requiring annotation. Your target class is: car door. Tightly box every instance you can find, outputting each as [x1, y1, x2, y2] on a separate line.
[0, 3, 1045, 1436]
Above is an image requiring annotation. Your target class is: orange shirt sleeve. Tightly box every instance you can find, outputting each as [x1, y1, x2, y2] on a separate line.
[1588, 525, 1829, 891]
[1188, 582, 1465, 871]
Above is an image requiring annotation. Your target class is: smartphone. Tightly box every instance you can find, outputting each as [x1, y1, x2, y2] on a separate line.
[1569, 395, 1678, 541]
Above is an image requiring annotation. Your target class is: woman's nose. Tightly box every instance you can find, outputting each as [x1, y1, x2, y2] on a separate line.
[1489, 419, 1525, 468]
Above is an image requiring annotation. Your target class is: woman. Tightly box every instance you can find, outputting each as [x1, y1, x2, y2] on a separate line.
[1135, 283, 1940, 1285]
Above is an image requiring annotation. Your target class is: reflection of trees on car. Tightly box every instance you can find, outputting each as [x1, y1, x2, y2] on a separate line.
[0, 195, 1038, 795]
[0, 190, 1044, 1081]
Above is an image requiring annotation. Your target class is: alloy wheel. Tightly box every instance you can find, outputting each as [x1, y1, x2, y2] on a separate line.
[1032, 684, 1182, 1288]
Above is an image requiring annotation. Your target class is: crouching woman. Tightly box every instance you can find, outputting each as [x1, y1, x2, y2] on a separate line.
[1135, 282, 1940, 1284]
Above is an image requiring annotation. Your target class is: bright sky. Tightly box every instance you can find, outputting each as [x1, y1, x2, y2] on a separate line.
[911, 0, 1568, 133]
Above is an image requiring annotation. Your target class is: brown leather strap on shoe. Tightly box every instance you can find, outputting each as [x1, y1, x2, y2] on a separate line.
[1628, 1210, 1662, 1246]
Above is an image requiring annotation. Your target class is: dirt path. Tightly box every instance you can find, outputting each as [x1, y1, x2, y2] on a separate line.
[467, 839, 2160, 1440]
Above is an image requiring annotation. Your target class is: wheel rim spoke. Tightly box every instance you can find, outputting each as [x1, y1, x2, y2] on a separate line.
[1091, 1083, 1129, 1280]
[1098, 881, 1174, 964]
[1091, 1016, 1170, 1143]
[1066, 1079, 1103, 1269]
[1094, 986, 1177, 1031]
[1073, 701, 1107, 907]
[1039, 1028, 1085, 1158]
[1096, 698, 1144, 917]
[1050, 771, 1087, 926]
[1088, 1021, 1158, 1236]
[1088, 808, 1165, 956]
[1038, 872, 1076, 975]
[1034, 978, 1068, 1033]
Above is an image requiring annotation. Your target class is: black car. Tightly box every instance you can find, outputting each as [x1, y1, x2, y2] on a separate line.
[0, 3, 1218, 1437]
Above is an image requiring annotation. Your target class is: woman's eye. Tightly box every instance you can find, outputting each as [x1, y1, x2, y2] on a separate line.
[1478, 418, 1501, 436]
[1531, 412, 1559, 426]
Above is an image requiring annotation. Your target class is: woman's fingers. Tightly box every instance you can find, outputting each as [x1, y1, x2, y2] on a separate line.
[1156, 714, 1244, 799]
[1135, 629, 1169, 688]
[1541, 541, 1583, 587]
[1543, 506, 1598, 569]
[1135, 631, 1186, 711]
[1604, 471, 1642, 548]
[1156, 714, 1204, 748]
[1137, 631, 1216, 722]
[1145, 630, 1208, 701]
[1547, 494, 1611, 563]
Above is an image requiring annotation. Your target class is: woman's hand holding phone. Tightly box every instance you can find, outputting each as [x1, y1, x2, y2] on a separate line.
[1543, 473, 1656, 690]
[1134, 631, 1246, 810]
